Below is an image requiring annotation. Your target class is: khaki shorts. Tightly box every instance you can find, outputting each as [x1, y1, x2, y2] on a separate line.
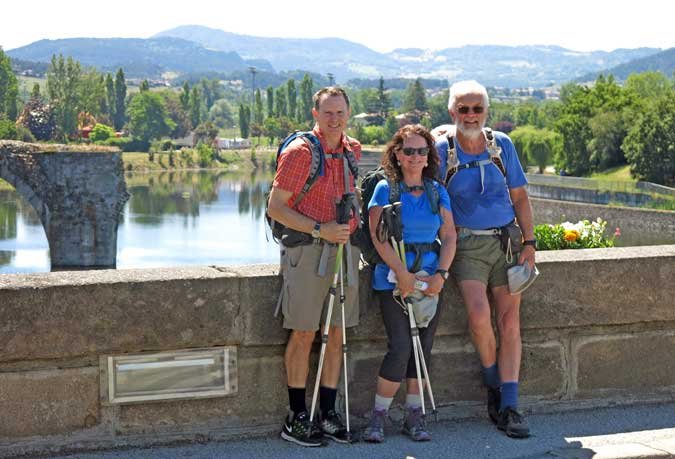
[451, 235, 516, 287]
[280, 243, 360, 331]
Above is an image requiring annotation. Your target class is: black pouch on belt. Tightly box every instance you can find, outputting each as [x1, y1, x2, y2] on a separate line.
[281, 227, 314, 248]
[499, 221, 523, 256]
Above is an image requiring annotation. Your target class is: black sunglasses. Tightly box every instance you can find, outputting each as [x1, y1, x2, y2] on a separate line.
[457, 105, 485, 114]
[401, 147, 430, 156]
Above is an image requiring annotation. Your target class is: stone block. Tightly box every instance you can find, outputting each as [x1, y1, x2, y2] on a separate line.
[0, 367, 99, 437]
[576, 333, 675, 395]
[520, 341, 567, 398]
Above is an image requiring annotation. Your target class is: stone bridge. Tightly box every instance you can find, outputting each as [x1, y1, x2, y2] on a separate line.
[0, 141, 128, 269]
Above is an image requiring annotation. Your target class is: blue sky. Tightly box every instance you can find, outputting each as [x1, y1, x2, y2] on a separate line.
[3, 0, 674, 53]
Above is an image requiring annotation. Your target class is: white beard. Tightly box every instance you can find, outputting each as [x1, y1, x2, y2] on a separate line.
[457, 123, 483, 140]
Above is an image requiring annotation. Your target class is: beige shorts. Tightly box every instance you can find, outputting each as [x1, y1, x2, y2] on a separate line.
[451, 235, 516, 287]
[280, 243, 360, 331]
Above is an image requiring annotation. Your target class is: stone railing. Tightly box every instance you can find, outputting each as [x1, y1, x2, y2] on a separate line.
[1, 246, 674, 456]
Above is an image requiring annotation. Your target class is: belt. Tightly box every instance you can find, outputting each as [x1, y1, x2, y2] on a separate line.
[457, 227, 501, 237]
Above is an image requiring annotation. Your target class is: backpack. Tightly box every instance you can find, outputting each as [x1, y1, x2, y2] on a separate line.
[356, 166, 440, 266]
[443, 127, 507, 185]
[265, 131, 359, 242]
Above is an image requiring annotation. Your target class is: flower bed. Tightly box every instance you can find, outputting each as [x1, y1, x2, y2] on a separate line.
[534, 218, 619, 250]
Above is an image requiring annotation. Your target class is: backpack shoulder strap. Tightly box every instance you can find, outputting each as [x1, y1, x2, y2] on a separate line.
[483, 128, 507, 177]
[387, 178, 401, 204]
[444, 133, 459, 185]
[278, 131, 325, 208]
[422, 177, 441, 214]
[343, 135, 360, 180]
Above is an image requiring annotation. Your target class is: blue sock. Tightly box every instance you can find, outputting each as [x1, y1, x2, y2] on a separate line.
[500, 382, 519, 411]
[482, 364, 500, 389]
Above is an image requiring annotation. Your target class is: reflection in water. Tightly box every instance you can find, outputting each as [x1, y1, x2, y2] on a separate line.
[0, 188, 49, 272]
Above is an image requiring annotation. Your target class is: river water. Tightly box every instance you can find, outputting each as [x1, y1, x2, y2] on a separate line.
[0, 170, 672, 274]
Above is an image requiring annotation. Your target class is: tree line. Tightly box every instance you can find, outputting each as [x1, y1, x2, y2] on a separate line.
[1, 47, 673, 185]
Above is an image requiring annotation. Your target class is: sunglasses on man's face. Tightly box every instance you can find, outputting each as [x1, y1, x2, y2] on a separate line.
[457, 105, 485, 114]
[401, 147, 430, 156]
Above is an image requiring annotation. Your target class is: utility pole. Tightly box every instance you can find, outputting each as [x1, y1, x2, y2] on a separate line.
[327, 73, 334, 86]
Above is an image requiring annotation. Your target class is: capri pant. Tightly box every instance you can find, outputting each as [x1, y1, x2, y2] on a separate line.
[376, 290, 441, 383]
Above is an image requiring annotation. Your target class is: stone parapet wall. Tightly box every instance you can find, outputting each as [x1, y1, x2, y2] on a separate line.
[0, 246, 674, 456]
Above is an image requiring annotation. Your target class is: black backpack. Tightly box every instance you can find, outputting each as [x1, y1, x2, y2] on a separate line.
[356, 166, 440, 266]
[265, 131, 358, 242]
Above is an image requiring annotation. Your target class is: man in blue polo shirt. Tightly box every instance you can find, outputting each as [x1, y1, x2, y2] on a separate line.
[434, 80, 536, 439]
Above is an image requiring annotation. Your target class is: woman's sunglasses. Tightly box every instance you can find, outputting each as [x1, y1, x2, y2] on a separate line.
[457, 105, 485, 114]
[401, 147, 430, 156]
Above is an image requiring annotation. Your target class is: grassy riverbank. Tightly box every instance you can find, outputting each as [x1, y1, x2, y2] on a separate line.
[122, 148, 275, 172]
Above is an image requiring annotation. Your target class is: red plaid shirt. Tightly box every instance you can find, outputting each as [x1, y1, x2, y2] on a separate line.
[273, 126, 362, 233]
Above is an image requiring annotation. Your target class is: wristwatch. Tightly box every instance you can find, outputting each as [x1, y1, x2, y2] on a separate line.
[435, 269, 450, 281]
[311, 222, 321, 239]
[523, 239, 537, 249]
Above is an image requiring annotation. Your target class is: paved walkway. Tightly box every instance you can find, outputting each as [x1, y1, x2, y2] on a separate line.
[52, 402, 675, 459]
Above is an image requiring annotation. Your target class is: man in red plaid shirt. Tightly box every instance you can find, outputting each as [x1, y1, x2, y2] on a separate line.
[268, 87, 361, 447]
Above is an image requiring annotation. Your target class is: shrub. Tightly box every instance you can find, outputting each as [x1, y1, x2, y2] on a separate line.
[89, 124, 115, 142]
[0, 119, 17, 140]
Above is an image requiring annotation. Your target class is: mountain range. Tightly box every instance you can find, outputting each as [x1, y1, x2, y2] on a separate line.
[7, 25, 672, 88]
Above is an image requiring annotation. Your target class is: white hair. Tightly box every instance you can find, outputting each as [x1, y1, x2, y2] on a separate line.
[448, 80, 490, 110]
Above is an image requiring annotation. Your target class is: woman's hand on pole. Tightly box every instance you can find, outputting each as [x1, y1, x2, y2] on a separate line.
[396, 269, 416, 298]
[417, 273, 444, 296]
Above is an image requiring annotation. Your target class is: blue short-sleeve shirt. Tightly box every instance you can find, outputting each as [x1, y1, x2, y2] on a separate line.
[368, 179, 451, 290]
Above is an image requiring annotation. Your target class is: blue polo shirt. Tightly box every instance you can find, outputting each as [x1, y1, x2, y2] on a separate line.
[435, 131, 527, 229]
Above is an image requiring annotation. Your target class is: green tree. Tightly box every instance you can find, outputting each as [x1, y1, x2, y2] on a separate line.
[254, 89, 264, 124]
[286, 79, 297, 120]
[30, 83, 41, 100]
[47, 54, 82, 139]
[127, 91, 175, 143]
[587, 111, 627, 171]
[275, 86, 288, 117]
[238, 104, 250, 138]
[298, 73, 314, 123]
[113, 68, 127, 130]
[624, 71, 673, 101]
[0, 48, 18, 120]
[510, 126, 561, 173]
[208, 99, 234, 129]
[622, 91, 675, 186]
[78, 69, 107, 118]
[266, 85, 274, 118]
[402, 78, 428, 112]
[384, 115, 398, 139]
[189, 86, 201, 128]
[194, 121, 219, 146]
[428, 90, 449, 128]
[0, 119, 17, 140]
[157, 90, 191, 139]
[139, 80, 150, 92]
[179, 81, 190, 112]
[199, 79, 223, 111]
[377, 76, 391, 118]
[105, 73, 115, 122]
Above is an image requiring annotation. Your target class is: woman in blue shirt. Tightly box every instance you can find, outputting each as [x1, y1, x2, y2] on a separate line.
[363, 124, 456, 443]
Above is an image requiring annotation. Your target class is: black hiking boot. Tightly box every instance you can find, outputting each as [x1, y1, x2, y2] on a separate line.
[319, 409, 354, 443]
[487, 386, 501, 424]
[497, 406, 530, 439]
[281, 411, 325, 447]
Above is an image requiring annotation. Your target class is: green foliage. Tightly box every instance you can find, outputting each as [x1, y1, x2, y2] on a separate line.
[46, 54, 82, 139]
[587, 111, 627, 170]
[622, 90, 675, 186]
[194, 121, 218, 146]
[275, 86, 287, 117]
[197, 143, 215, 167]
[298, 74, 314, 122]
[402, 78, 427, 113]
[286, 79, 297, 120]
[238, 104, 250, 138]
[113, 68, 127, 130]
[384, 115, 398, 139]
[0, 48, 18, 120]
[360, 125, 387, 145]
[189, 86, 201, 128]
[89, 123, 115, 142]
[254, 89, 264, 124]
[377, 76, 391, 118]
[208, 99, 234, 129]
[510, 126, 560, 172]
[127, 91, 175, 143]
[427, 90, 449, 128]
[266, 86, 274, 118]
[0, 118, 17, 139]
[534, 219, 617, 250]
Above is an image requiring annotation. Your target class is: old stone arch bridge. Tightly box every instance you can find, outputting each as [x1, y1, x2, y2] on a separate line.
[0, 141, 128, 270]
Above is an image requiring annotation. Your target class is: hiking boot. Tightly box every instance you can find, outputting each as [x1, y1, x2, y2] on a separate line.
[281, 411, 325, 447]
[402, 407, 431, 442]
[363, 409, 386, 443]
[319, 409, 353, 443]
[497, 407, 530, 439]
[487, 386, 501, 424]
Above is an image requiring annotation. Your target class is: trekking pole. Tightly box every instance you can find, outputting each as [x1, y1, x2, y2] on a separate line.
[338, 261, 351, 438]
[390, 202, 426, 416]
[309, 244, 344, 423]
[392, 202, 438, 419]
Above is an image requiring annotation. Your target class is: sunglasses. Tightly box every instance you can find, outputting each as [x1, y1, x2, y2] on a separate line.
[457, 105, 485, 114]
[401, 147, 430, 156]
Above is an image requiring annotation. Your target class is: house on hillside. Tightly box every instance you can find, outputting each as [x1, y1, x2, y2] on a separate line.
[217, 138, 252, 150]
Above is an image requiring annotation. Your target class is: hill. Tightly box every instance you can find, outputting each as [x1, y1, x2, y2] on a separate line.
[7, 37, 273, 78]
[578, 47, 675, 82]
